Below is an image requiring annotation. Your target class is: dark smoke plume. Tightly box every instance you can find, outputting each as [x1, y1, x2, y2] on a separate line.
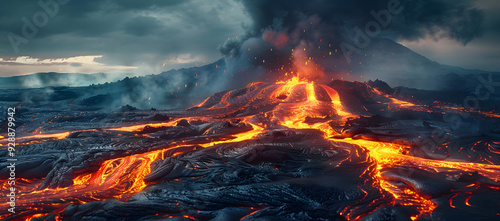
[219, 0, 485, 87]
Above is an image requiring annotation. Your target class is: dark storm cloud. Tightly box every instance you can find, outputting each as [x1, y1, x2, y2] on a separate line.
[0, 0, 248, 73]
[400, 0, 500, 72]
[123, 16, 163, 37]
[0, 0, 496, 79]
[113, 0, 187, 10]
[220, 0, 485, 56]
[214, 0, 489, 88]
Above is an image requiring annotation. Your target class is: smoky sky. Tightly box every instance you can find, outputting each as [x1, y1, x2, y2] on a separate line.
[214, 0, 491, 87]
[0, 0, 250, 74]
[220, 0, 485, 55]
[0, 0, 498, 77]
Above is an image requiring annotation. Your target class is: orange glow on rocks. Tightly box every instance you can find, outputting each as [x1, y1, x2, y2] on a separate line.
[3, 69, 500, 220]
[291, 41, 325, 82]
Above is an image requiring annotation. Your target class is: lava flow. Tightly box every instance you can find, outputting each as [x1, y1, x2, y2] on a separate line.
[1, 76, 500, 221]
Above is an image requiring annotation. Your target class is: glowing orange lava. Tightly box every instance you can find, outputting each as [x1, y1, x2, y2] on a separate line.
[3, 77, 500, 221]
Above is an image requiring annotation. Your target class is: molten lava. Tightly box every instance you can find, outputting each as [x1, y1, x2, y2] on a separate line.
[1, 77, 500, 221]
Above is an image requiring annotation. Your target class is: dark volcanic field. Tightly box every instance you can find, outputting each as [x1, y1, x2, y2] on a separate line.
[1, 78, 500, 221]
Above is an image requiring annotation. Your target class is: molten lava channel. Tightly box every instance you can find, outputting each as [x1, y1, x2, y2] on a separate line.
[2, 78, 500, 221]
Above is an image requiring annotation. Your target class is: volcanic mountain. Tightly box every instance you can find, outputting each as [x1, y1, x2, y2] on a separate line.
[1, 38, 498, 111]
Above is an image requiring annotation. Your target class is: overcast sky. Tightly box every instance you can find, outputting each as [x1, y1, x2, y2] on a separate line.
[400, 0, 500, 72]
[0, 0, 498, 76]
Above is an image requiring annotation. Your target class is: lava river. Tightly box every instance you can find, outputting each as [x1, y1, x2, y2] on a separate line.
[1, 78, 500, 221]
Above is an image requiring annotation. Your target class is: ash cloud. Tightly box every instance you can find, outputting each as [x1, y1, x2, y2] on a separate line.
[220, 0, 485, 87]
[224, 0, 484, 49]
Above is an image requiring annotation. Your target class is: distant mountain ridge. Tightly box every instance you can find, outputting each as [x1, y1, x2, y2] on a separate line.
[0, 38, 498, 110]
[332, 38, 495, 90]
[0, 72, 129, 89]
[0, 38, 497, 91]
